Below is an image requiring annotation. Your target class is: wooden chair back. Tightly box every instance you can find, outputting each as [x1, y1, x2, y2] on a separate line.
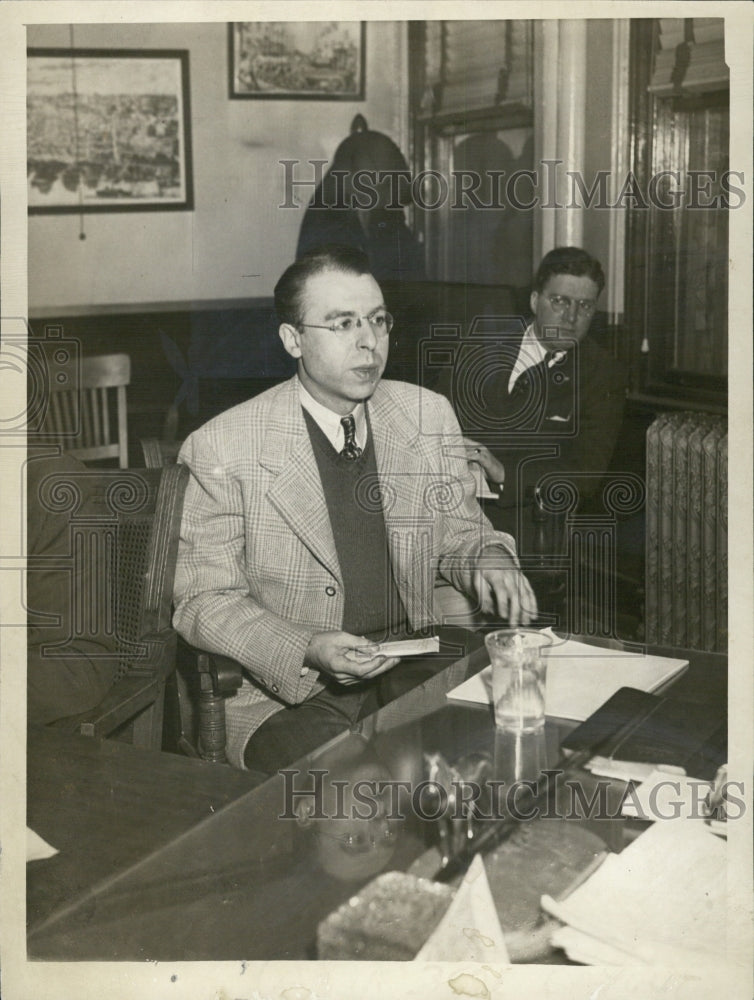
[47, 353, 131, 467]
[30, 463, 189, 747]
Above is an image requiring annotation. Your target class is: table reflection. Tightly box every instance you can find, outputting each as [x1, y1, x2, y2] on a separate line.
[293, 734, 401, 882]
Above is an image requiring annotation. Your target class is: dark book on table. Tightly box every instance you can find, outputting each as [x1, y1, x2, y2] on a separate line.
[560, 686, 727, 781]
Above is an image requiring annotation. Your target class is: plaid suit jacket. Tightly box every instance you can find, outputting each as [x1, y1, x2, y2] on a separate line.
[173, 376, 516, 766]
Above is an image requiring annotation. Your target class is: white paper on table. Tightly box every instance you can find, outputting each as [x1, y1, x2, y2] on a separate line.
[446, 628, 688, 723]
[585, 758, 661, 783]
[27, 826, 58, 861]
[549, 925, 630, 965]
[415, 854, 510, 963]
[620, 769, 712, 821]
[374, 636, 440, 657]
[541, 819, 732, 969]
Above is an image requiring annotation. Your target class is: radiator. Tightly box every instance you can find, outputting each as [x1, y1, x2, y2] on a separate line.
[645, 411, 727, 652]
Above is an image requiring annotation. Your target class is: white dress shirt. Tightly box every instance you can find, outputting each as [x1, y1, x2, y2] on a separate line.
[508, 324, 566, 393]
[297, 379, 368, 452]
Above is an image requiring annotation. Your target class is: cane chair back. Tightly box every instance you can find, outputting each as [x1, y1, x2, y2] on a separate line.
[30, 463, 188, 747]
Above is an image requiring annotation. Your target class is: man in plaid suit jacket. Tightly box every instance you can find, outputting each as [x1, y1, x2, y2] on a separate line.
[173, 246, 536, 770]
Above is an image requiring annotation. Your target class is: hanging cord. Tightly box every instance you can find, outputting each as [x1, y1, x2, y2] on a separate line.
[69, 24, 86, 240]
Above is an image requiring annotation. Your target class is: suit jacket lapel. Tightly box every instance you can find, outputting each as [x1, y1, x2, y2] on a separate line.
[257, 380, 438, 624]
[369, 386, 429, 521]
[260, 378, 340, 580]
[369, 387, 436, 626]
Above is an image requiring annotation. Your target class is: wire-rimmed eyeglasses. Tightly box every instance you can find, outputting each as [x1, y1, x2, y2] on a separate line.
[299, 309, 394, 337]
[546, 294, 597, 317]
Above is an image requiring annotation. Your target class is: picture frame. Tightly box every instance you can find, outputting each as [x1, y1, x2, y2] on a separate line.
[27, 48, 194, 214]
[228, 22, 365, 100]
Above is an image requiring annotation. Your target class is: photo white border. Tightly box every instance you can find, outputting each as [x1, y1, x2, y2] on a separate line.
[1, 3, 751, 999]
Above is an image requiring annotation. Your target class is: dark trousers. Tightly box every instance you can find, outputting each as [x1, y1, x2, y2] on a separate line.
[27, 642, 117, 727]
[243, 651, 456, 775]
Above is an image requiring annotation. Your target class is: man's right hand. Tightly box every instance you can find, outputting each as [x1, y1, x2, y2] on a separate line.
[304, 631, 401, 686]
[463, 438, 505, 488]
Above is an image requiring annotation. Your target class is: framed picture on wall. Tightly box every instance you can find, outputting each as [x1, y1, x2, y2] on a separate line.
[27, 48, 194, 213]
[229, 22, 365, 100]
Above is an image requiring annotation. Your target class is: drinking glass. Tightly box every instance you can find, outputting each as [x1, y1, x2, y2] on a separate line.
[484, 629, 551, 784]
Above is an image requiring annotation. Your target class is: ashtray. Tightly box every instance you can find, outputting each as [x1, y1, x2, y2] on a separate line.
[317, 870, 455, 960]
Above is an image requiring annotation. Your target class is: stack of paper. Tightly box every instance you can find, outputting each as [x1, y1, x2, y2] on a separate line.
[620, 769, 713, 822]
[541, 820, 732, 968]
[585, 756, 682, 783]
[447, 629, 688, 723]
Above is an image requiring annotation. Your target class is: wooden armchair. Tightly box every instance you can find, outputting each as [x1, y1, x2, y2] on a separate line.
[186, 650, 243, 763]
[28, 462, 189, 748]
[136, 440, 241, 761]
[46, 353, 131, 468]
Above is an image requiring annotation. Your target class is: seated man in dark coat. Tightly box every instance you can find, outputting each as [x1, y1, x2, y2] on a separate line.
[434, 246, 627, 529]
[27, 452, 117, 727]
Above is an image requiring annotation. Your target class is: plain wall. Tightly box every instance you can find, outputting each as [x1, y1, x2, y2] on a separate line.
[28, 21, 408, 311]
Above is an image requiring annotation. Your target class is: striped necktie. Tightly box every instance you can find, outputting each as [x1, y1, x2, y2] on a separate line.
[340, 414, 362, 461]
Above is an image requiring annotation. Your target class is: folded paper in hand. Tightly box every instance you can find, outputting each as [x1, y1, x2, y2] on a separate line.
[375, 636, 440, 657]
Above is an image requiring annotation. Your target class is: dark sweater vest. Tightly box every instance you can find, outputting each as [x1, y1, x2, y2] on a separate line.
[302, 408, 409, 642]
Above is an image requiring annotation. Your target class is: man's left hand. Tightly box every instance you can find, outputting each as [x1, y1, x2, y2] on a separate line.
[471, 550, 538, 625]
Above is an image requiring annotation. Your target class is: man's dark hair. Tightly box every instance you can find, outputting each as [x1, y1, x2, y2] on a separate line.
[274, 244, 372, 327]
[533, 246, 605, 295]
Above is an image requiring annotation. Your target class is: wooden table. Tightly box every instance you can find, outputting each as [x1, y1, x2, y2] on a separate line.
[27, 639, 726, 962]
